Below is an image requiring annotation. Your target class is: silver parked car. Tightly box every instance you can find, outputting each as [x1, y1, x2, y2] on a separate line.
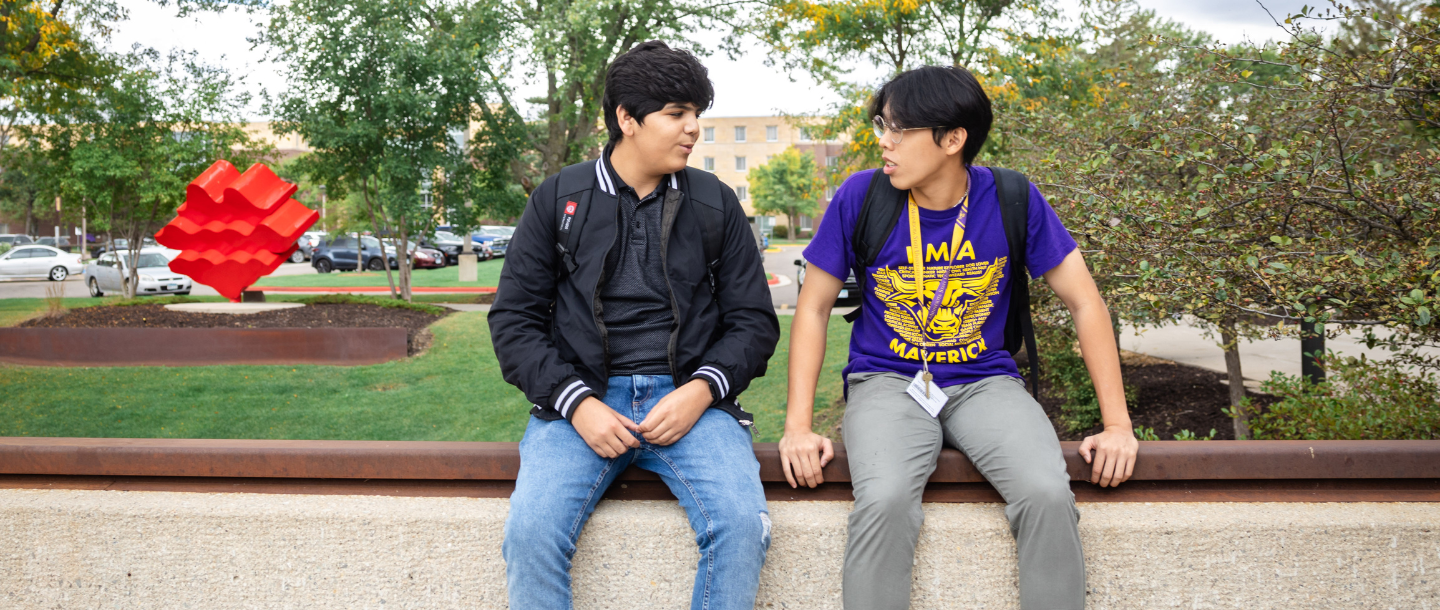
[290, 230, 328, 263]
[0, 245, 85, 281]
[83, 250, 193, 297]
[0, 234, 35, 248]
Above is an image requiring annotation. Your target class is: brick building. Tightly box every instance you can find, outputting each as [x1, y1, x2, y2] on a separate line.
[687, 116, 844, 236]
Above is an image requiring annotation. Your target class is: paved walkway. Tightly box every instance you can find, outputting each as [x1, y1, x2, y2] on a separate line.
[1121, 321, 1437, 383]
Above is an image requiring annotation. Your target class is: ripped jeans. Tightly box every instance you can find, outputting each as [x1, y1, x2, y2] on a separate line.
[503, 375, 771, 610]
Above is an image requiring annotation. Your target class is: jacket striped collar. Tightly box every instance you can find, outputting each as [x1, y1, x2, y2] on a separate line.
[595, 148, 679, 197]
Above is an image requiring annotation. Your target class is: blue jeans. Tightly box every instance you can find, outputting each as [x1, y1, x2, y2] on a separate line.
[503, 375, 770, 610]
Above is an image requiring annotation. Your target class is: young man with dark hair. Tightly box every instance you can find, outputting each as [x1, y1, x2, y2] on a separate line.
[778, 65, 1139, 609]
[489, 40, 779, 610]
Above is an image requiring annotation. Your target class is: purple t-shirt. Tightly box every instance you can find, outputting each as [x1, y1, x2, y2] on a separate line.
[804, 166, 1078, 387]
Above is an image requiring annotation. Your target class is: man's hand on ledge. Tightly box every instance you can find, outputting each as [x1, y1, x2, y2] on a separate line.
[572, 397, 641, 458]
[638, 379, 712, 446]
[1079, 425, 1139, 487]
[778, 427, 834, 489]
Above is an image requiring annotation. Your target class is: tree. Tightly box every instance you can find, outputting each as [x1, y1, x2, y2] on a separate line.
[18, 49, 258, 297]
[479, 0, 743, 195]
[263, 0, 508, 301]
[749, 0, 1038, 180]
[1, 0, 118, 187]
[750, 147, 824, 236]
[990, 1, 1440, 437]
[0, 155, 42, 235]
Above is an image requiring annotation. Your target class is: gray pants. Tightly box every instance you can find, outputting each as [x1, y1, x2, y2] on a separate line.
[842, 373, 1084, 610]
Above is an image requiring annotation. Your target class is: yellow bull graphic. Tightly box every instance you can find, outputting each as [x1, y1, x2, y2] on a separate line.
[873, 257, 1005, 348]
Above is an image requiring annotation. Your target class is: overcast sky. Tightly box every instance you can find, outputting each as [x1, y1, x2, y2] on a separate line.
[105, 0, 1337, 120]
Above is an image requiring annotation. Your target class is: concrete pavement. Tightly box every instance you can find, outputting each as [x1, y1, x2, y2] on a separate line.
[1121, 320, 1439, 383]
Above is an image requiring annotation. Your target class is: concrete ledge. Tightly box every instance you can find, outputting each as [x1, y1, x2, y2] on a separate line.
[2, 489, 1436, 609]
[0, 327, 408, 366]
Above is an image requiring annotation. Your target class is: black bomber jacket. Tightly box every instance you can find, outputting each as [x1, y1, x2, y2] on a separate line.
[487, 154, 780, 427]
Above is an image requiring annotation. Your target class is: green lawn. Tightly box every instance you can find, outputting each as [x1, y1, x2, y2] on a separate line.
[1, 299, 852, 443]
[254, 259, 505, 288]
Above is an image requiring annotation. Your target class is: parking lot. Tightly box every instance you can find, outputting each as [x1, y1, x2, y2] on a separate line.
[0, 262, 321, 299]
[0, 248, 809, 304]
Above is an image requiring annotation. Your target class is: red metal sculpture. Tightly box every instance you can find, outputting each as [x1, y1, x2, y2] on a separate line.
[155, 161, 319, 302]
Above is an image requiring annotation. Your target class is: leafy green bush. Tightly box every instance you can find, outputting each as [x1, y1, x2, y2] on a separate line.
[1173, 428, 1217, 441]
[1246, 354, 1440, 440]
[1136, 425, 1215, 441]
[772, 224, 788, 239]
[1038, 323, 1136, 433]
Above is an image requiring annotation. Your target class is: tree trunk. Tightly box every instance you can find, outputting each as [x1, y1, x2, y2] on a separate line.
[397, 216, 412, 302]
[1219, 318, 1249, 439]
[124, 241, 141, 299]
[1301, 320, 1325, 384]
[23, 195, 35, 236]
[360, 177, 397, 298]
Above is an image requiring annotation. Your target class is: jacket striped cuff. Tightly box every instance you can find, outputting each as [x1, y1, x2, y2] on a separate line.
[551, 377, 597, 421]
[690, 365, 731, 403]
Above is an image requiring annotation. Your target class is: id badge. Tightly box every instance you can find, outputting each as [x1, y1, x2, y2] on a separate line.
[906, 370, 947, 418]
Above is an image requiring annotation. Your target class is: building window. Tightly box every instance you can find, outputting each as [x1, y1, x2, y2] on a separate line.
[826, 186, 838, 200]
[800, 215, 813, 231]
[703, 127, 714, 143]
[826, 155, 839, 167]
[734, 126, 747, 142]
[703, 157, 715, 171]
[735, 156, 747, 171]
[766, 125, 778, 141]
[799, 128, 812, 142]
[736, 186, 748, 201]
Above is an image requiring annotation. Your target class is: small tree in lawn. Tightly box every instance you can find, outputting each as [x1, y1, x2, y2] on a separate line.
[750, 147, 824, 238]
[263, 0, 507, 302]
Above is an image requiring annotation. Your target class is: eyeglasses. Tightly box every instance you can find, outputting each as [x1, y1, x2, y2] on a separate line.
[872, 115, 942, 144]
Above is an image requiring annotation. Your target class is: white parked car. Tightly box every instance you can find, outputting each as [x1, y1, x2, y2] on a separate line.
[0, 245, 85, 281]
[83, 250, 193, 297]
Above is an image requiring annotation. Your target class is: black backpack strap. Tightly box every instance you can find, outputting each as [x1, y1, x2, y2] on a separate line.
[843, 171, 906, 323]
[992, 167, 1039, 398]
[554, 161, 598, 274]
[683, 167, 725, 292]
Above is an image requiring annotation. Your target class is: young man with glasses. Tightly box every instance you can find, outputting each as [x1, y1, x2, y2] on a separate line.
[778, 65, 1138, 609]
[489, 41, 780, 609]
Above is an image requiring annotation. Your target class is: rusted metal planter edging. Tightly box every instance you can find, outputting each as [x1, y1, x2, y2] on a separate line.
[0, 327, 408, 366]
[2, 438, 1437, 482]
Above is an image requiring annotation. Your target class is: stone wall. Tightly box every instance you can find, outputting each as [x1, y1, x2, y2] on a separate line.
[4, 488, 1436, 609]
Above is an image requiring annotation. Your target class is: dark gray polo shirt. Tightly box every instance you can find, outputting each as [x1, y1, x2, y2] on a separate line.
[598, 150, 675, 376]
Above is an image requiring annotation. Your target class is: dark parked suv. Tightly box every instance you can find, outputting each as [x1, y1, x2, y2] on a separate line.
[311, 235, 398, 273]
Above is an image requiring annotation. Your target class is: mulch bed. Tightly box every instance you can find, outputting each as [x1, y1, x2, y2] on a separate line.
[21, 303, 447, 356]
[1037, 354, 1281, 441]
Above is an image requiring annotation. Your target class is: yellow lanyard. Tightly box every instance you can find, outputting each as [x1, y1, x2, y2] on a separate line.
[907, 192, 969, 381]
